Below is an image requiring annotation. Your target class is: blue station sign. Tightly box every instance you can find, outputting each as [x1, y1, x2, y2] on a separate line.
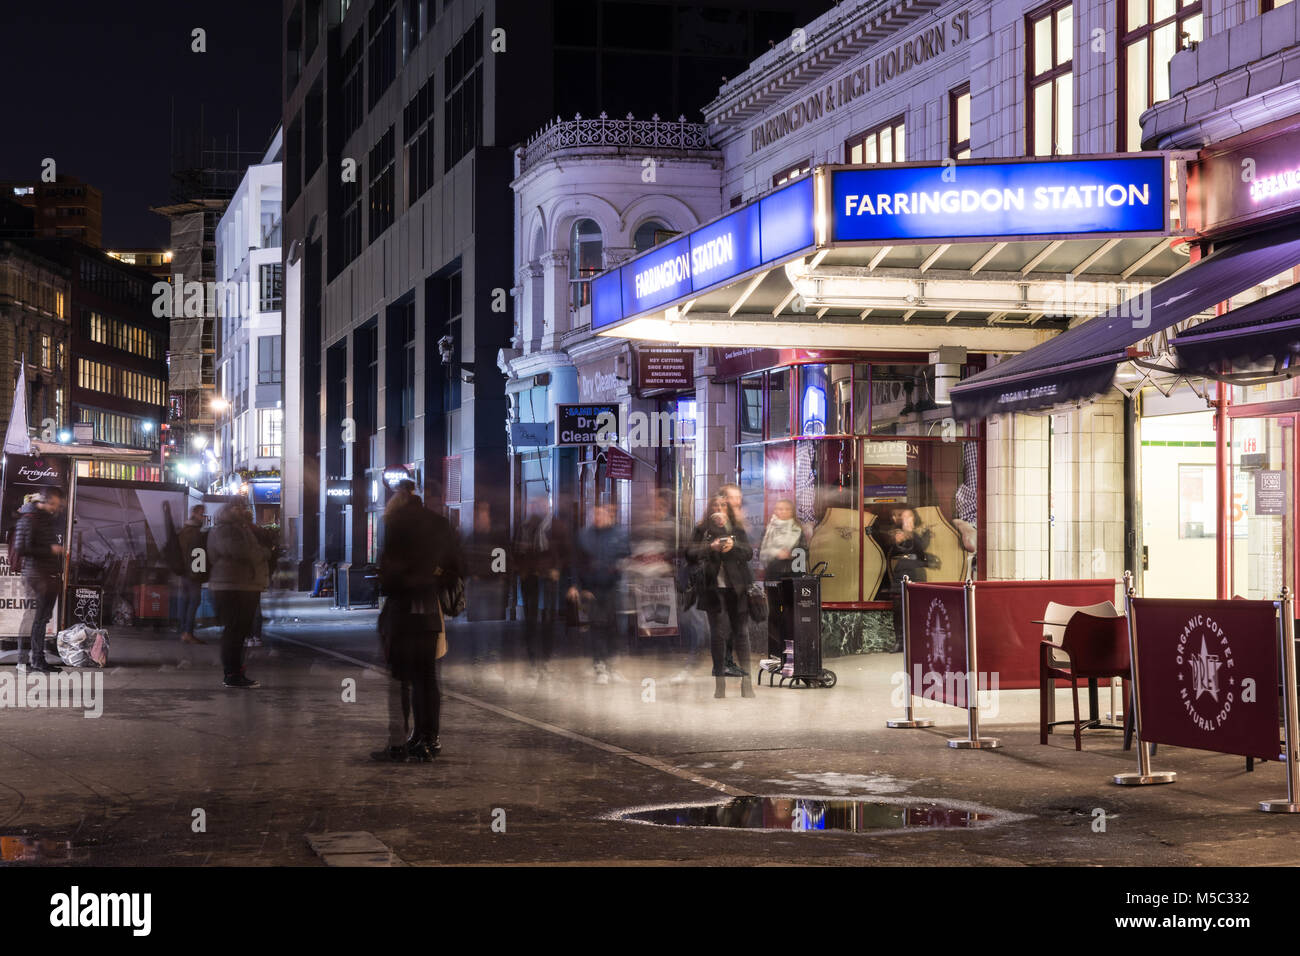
[593, 177, 814, 330]
[831, 155, 1167, 242]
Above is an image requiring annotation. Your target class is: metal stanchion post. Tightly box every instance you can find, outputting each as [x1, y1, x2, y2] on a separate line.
[949, 579, 999, 749]
[1113, 572, 1176, 785]
[1260, 587, 1300, 812]
[887, 575, 934, 729]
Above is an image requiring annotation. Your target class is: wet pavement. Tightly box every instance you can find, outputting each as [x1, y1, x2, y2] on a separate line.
[1, 590, 1298, 866]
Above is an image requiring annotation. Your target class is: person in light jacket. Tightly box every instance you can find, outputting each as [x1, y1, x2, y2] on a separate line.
[206, 500, 267, 688]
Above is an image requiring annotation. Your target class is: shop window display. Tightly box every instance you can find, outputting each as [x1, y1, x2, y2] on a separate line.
[736, 363, 980, 607]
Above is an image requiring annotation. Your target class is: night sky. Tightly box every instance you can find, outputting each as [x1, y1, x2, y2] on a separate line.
[1, 1, 281, 248]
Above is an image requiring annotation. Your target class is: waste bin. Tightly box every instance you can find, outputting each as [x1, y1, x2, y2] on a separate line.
[334, 563, 351, 609]
[346, 564, 380, 609]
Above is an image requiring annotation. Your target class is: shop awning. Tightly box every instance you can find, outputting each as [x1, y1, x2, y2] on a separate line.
[950, 227, 1300, 418]
[1170, 281, 1300, 376]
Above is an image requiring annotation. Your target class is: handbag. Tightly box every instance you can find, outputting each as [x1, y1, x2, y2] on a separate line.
[747, 582, 769, 623]
[438, 573, 466, 617]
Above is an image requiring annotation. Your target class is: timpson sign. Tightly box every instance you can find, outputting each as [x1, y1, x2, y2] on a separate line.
[750, 11, 971, 154]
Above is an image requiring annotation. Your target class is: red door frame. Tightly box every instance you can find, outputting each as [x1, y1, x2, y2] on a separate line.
[1223, 401, 1300, 600]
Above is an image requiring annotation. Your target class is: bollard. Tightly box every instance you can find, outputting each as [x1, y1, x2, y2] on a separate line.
[887, 576, 935, 729]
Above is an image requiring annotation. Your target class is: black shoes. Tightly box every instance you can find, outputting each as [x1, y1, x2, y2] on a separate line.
[370, 745, 408, 762]
[223, 674, 260, 688]
[404, 735, 440, 762]
[28, 658, 61, 673]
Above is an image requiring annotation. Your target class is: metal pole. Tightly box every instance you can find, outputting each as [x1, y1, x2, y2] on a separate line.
[1113, 573, 1175, 785]
[949, 579, 999, 749]
[58, 456, 78, 632]
[887, 575, 933, 728]
[1260, 587, 1300, 812]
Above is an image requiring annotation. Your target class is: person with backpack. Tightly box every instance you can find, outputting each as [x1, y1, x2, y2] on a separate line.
[176, 504, 207, 646]
[12, 489, 66, 673]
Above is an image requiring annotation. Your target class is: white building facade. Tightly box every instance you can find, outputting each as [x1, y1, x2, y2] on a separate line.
[215, 129, 285, 524]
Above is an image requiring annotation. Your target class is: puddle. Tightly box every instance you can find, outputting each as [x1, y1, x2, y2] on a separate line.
[611, 796, 1013, 833]
[0, 836, 90, 863]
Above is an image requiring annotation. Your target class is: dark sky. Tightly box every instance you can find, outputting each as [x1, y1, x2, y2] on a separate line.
[1, 1, 281, 248]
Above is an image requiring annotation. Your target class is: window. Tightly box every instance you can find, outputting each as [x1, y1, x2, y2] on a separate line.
[368, 127, 396, 241]
[729, 194, 743, 209]
[1263, 0, 1294, 9]
[949, 84, 971, 159]
[444, 15, 484, 170]
[569, 219, 603, 311]
[258, 409, 284, 458]
[633, 220, 670, 253]
[339, 159, 363, 271]
[772, 160, 812, 188]
[1120, 0, 1202, 151]
[259, 263, 284, 311]
[339, 30, 365, 142]
[258, 336, 283, 385]
[368, 0, 398, 108]
[1027, 0, 1074, 156]
[403, 0, 427, 58]
[404, 78, 436, 203]
[846, 117, 905, 164]
[40, 334, 50, 368]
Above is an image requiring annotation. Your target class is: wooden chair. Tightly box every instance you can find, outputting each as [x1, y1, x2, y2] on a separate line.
[1039, 611, 1132, 751]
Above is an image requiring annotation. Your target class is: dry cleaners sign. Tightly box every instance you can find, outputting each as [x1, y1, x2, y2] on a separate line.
[751, 12, 971, 153]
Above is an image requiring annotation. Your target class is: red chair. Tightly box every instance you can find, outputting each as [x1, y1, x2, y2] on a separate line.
[1039, 612, 1132, 751]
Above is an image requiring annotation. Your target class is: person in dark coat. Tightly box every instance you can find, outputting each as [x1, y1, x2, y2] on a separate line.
[687, 493, 755, 699]
[13, 489, 66, 673]
[375, 481, 461, 762]
[176, 505, 207, 646]
[206, 499, 268, 687]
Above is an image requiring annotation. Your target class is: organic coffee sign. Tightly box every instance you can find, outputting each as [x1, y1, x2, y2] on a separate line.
[1131, 598, 1281, 760]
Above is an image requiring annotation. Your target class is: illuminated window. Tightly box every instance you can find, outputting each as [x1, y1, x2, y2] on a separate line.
[846, 117, 905, 165]
[1028, 0, 1074, 156]
[950, 84, 972, 159]
[772, 159, 812, 187]
[1120, 0, 1202, 151]
[569, 219, 603, 311]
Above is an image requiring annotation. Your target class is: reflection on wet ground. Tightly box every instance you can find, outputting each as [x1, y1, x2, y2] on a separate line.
[0, 836, 91, 864]
[617, 797, 997, 832]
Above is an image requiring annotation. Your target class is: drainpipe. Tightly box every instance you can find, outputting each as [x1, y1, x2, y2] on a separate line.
[1214, 379, 1230, 599]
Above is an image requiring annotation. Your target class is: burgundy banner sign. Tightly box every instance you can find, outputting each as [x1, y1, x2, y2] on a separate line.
[905, 582, 971, 709]
[605, 445, 635, 480]
[1131, 598, 1281, 761]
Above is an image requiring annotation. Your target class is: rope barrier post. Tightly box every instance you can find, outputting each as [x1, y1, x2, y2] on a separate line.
[1113, 571, 1176, 786]
[949, 579, 999, 749]
[887, 575, 934, 729]
[1260, 586, 1300, 812]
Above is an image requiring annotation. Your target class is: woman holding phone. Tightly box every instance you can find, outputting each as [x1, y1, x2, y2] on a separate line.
[687, 494, 754, 699]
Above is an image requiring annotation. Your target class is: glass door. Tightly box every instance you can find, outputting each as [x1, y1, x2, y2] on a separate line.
[1230, 415, 1295, 600]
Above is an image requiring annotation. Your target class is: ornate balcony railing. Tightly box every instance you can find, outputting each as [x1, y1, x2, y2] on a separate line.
[518, 113, 712, 172]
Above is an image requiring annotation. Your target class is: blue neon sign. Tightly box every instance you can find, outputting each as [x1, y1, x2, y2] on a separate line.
[831, 156, 1166, 242]
[594, 177, 815, 329]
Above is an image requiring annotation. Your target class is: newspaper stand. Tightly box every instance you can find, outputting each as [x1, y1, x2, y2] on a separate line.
[758, 565, 836, 688]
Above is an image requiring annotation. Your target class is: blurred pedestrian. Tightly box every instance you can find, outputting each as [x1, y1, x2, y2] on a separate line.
[374, 480, 461, 762]
[513, 498, 553, 675]
[13, 489, 66, 673]
[567, 500, 630, 684]
[176, 504, 208, 645]
[463, 501, 509, 682]
[688, 493, 754, 699]
[716, 483, 750, 677]
[206, 499, 267, 688]
[759, 498, 806, 657]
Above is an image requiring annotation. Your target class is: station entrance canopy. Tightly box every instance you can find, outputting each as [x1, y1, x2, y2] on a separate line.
[591, 153, 1191, 356]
